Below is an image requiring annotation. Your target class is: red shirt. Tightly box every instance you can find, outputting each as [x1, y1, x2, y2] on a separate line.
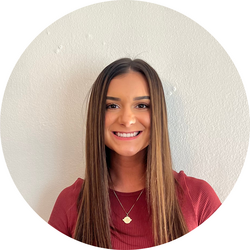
[48, 171, 221, 249]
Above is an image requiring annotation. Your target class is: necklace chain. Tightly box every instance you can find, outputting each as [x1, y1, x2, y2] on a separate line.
[113, 189, 144, 224]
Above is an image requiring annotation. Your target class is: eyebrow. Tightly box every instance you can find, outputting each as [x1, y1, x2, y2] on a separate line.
[106, 96, 150, 101]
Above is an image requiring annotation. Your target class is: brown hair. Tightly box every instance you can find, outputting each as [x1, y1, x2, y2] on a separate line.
[74, 58, 188, 248]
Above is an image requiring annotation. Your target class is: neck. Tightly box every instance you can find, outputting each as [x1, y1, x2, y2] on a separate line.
[108, 148, 147, 193]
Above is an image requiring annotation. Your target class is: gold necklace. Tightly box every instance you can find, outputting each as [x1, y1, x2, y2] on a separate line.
[113, 189, 144, 224]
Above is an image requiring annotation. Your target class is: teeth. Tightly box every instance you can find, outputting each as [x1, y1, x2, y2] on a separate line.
[116, 132, 139, 138]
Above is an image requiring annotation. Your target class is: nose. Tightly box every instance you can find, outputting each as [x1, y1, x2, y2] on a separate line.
[118, 107, 136, 127]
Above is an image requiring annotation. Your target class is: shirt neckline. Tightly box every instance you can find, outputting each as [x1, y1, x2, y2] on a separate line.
[109, 188, 145, 197]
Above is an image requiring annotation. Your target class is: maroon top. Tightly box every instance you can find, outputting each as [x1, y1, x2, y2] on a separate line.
[48, 171, 221, 249]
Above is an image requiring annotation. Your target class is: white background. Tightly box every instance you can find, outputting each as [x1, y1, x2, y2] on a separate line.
[0, 0, 249, 249]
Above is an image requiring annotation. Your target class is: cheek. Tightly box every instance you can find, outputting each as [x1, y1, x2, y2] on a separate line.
[144, 113, 151, 130]
[104, 113, 115, 142]
[145, 114, 151, 142]
[104, 115, 110, 146]
[105, 113, 112, 130]
[138, 113, 151, 138]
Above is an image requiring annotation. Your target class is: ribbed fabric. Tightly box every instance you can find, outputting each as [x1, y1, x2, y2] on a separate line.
[48, 171, 221, 249]
[110, 189, 153, 249]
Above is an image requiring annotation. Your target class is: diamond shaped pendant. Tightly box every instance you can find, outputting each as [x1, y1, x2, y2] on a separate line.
[123, 216, 132, 224]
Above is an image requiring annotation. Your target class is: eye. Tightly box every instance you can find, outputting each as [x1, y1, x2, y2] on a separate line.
[106, 103, 119, 109]
[136, 103, 149, 109]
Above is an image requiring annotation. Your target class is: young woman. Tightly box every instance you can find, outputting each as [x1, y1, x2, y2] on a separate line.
[48, 58, 221, 249]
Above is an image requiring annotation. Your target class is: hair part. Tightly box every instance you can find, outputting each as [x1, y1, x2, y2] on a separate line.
[74, 58, 188, 248]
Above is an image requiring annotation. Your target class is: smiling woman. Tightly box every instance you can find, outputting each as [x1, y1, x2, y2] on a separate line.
[105, 72, 151, 158]
[48, 58, 221, 249]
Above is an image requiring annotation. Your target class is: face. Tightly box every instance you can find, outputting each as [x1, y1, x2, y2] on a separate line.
[105, 71, 151, 157]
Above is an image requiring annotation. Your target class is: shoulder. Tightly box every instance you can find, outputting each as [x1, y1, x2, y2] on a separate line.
[174, 170, 217, 197]
[48, 178, 83, 236]
[52, 178, 83, 213]
[57, 178, 83, 202]
[174, 170, 221, 225]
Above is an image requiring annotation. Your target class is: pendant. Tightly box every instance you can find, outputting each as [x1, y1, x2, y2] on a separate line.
[123, 216, 132, 224]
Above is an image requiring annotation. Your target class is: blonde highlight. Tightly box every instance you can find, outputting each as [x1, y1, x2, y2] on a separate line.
[74, 58, 188, 248]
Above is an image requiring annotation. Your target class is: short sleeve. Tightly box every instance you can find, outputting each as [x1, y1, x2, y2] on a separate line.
[182, 172, 221, 225]
[48, 178, 83, 237]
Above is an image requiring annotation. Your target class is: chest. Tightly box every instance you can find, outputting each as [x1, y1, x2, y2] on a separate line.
[109, 190, 154, 249]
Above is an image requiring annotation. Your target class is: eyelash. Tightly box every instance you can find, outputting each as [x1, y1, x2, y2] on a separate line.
[136, 104, 150, 109]
[106, 103, 150, 109]
[106, 103, 119, 109]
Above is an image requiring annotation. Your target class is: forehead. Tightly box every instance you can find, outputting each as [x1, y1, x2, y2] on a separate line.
[107, 71, 149, 96]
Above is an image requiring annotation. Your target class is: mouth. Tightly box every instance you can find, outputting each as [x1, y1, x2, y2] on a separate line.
[113, 131, 141, 138]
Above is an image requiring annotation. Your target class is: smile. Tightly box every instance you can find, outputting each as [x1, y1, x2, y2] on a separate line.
[113, 131, 141, 138]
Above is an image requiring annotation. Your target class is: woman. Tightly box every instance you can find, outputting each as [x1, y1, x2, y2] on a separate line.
[48, 58, 221, 249]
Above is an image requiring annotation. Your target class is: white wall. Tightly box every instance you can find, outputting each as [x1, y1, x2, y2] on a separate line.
[1, 1, 249, 223]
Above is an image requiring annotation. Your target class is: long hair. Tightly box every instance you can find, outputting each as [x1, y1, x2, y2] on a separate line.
[74, 58, 189, 248]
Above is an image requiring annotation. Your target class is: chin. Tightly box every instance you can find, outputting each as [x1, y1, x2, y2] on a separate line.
[120, 152, 139, 157]
[115, 147, 147, 157]
[113, 149, 137, 157]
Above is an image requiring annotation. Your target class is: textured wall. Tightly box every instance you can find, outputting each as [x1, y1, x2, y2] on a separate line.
[1, 1, 249, 223]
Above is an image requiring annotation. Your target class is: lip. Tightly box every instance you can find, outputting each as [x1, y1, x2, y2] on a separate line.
[112, 131, 142, 140]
